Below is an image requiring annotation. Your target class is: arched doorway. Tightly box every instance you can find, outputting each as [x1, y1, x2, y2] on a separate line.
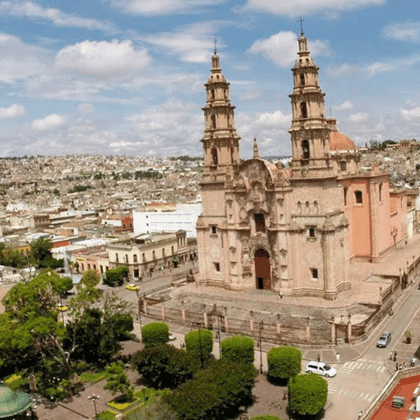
[255, 249, 271, 290]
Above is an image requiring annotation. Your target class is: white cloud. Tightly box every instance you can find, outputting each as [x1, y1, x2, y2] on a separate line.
[256, 110, 291, 126]
[383, 21, 420, 42]
[348, 112, 368, 123]
[0, 1, 116, 32]
[240, 89, 262, 101]
[142, 21, 220, 63]
[248, 31, 329, 68]
[0, 103, 25, 119]
[54, 39, 151, 77]
[241, 0, 385, 16]
[366, 55, 420, 75]
[0, 32, 46, 83]
[111, 0, 224, 16]
[327, 63, 356, 76]
[78, 103, 95, 114]
[401, 107, 420, 121]
[32, 114, 68, 131]
[334, 100, 354, 111]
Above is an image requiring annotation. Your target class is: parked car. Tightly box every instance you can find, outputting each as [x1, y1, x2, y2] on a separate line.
[377, 331, 392, 348]
[305, 361, 337, 377]
[126, 283, 139, 291]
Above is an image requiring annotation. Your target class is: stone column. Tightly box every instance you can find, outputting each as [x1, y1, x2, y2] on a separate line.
[143, 300, 148, 315]
[181, 308, 186, 323]
[204, 312, 208, 328]
[347, 321, 352, 342]
[224, 316, 229, 332]
[331, 317, 336, 344]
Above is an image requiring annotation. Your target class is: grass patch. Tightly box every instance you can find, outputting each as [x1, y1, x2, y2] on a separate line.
[96, 411, 117, 420]
[3, 373, 29, 392]
[107, 399, 138, 411]
[79, 371, 106, 384]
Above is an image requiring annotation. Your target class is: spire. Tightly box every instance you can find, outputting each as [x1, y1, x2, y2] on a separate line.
[253, 138, 260, 159]
[298, 17, 304, 36]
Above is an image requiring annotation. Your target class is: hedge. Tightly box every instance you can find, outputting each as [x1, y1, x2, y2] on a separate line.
[220, 335, 255, 365]
[185, 329, 213, 359]
[131, 346, 200, 389]
[267, 346, 302, 381]
[289, 374, 328, 416]
[164, 359, 257, 420]
[103, 266, 129, 287]
[141, 323, 169, 348]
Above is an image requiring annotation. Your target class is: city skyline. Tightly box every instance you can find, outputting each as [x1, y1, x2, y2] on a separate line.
[0, 0, 419, 157]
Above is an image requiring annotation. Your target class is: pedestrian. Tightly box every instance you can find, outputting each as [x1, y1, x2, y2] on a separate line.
[394, 351, 397, 362]
[399, 363, 402, 370]
[396, 362, 399, 371]
[403, 362, 407, 369]
[279, 291, 283, 299]
[358, 410, 363, 419]
[389, 351, 393, 360]
[317, 354, 320, 362]
[336, 352, 340, 362]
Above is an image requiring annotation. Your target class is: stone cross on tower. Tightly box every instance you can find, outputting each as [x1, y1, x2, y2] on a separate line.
[298, 18, 304, 36]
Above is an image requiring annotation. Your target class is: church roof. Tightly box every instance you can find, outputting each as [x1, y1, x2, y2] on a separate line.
[329, 131, 357, 151]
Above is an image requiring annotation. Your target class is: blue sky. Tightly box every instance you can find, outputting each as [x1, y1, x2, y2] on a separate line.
[0, 0, 419, 158]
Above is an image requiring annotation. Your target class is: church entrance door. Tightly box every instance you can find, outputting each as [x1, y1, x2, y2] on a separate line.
[255, 249, 271, 290]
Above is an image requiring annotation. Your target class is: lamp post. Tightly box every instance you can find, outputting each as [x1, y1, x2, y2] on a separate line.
[193, 321, 204, 368]
[88, 393, 100, 417]
[217, 315, 223, 358]
[136, 290, 143, 339]
[259, 321, 264, 374]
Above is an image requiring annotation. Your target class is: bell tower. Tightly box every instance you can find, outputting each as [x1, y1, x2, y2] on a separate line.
[289, 28, 332, 177]
[201, 47, 240, 182]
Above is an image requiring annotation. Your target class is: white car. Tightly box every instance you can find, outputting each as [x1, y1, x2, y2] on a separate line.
[305, 361, 337, 377]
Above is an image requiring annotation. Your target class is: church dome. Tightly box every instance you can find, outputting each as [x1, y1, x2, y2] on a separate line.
[327, 117, 357, 151]
[329, 131, 357, 151]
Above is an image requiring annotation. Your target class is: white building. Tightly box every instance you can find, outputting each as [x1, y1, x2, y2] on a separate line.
[133, 203, 202, 238]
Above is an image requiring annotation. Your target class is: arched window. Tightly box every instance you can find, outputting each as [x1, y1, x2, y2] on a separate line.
[142, 253, 146, 262]
[133, 254, 138, 263]
[116, 254, 119, 263]
[211, 114, 216, 129]
[210, 89, 215, 100]
[355, 190, 363, 204]
[340, 161, 347, 172]
[231, 147, 235, 163]
[344, 187, 348, 206]
[302, 140, 310, 159]
[379, 183, 383, 201]
[125, 254, 129, 263]
[305, 201, 310, 214]
[300, 73, 305, 85]
[300, 102, 308, 118]
[297, 201, 302, 214]
[211, 148, 218, 165]
[313, 201, 319, 214]
[162, 248, 165, 257]
[152, 250, 156, 260]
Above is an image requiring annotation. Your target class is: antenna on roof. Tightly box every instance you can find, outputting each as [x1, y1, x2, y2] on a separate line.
[214, 37, 217, 54]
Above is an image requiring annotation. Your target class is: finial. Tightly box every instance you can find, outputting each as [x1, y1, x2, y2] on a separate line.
[214, 37, 217, 55]
[253, 138, 260, 159]
[298, 18, 304, 36]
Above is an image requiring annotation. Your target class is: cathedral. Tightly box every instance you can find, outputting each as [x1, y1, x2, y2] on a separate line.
[196, 31, 408, 300]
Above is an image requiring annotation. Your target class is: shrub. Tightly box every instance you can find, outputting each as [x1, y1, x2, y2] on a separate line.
[132, 346, 200, 389]
[221, 335, 254, 365]
[103, 266, 129, 287]
[289, 374, 328, 416]
[141, 323, 169, 348]
[267, 346, 302, 381]
[165, 359, 257, 420]
[250, 416, 283, 420]
[185, 329, 213, 359]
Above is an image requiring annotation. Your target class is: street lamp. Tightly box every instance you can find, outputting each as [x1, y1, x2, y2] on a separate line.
[259, 321, 264, 374]
[88, 393, 100, 417]
[136, 290, 143, 339]
[193, 321, 204, 368]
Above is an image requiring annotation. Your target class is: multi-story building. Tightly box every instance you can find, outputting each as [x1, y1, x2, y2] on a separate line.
[196, 32, 408, 300]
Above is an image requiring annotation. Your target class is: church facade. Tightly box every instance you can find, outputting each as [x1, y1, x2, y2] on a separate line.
[196, 33, 408, 300]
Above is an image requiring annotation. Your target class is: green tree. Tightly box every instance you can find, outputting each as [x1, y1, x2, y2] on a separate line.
[132, 345, 200, 389]
[289, 374, 328, 416]
[141, 323, 169, 347]
[221, 335, 255, 365]
[267, 346, 302, 381]
[52, 276, 73, 296]
[81, 269, 101, 288]
[104, 361, 134, 402]
[165, 359, 257, 420]
[103, 266, 128, 287]
[30, 237, 53, 268]
[185, 329, 213, 360]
